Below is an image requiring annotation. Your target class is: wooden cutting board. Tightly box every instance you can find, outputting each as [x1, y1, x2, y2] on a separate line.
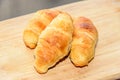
[0, 0, 120, 80]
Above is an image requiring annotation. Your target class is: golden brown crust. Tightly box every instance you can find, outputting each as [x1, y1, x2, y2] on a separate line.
[34, 13, 73, 73]
[70, 17, 98, 66]
[23, 9, 98, 73]
[23, 9, 61, 48]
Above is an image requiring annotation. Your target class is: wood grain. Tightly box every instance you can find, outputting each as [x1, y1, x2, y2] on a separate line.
[0, 0, 120, 80]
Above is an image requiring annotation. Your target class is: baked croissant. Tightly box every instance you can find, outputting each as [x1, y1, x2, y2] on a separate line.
[23, 9, 61, 48]
[34, 13, 73, 73]
[70, 17, 98, 66]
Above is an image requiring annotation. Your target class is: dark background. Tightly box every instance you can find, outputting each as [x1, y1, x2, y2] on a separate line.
[0, 0, 80, 21]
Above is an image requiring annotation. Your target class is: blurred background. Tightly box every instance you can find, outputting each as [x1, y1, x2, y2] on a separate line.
[0, 0, 80, 21]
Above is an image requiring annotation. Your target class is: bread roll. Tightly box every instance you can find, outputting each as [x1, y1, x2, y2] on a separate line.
[23, 9, 61, 48]
[70, 17, 98, 66]
[34, 13, 73, 73]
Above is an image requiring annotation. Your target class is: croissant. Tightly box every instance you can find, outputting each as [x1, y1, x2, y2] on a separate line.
[70, 17, 98, 66]
[34, 13, 73, 73]
[23, 9, 61, 48]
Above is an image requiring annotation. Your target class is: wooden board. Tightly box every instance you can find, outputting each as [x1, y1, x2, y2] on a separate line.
[0, 0, 120, 79]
